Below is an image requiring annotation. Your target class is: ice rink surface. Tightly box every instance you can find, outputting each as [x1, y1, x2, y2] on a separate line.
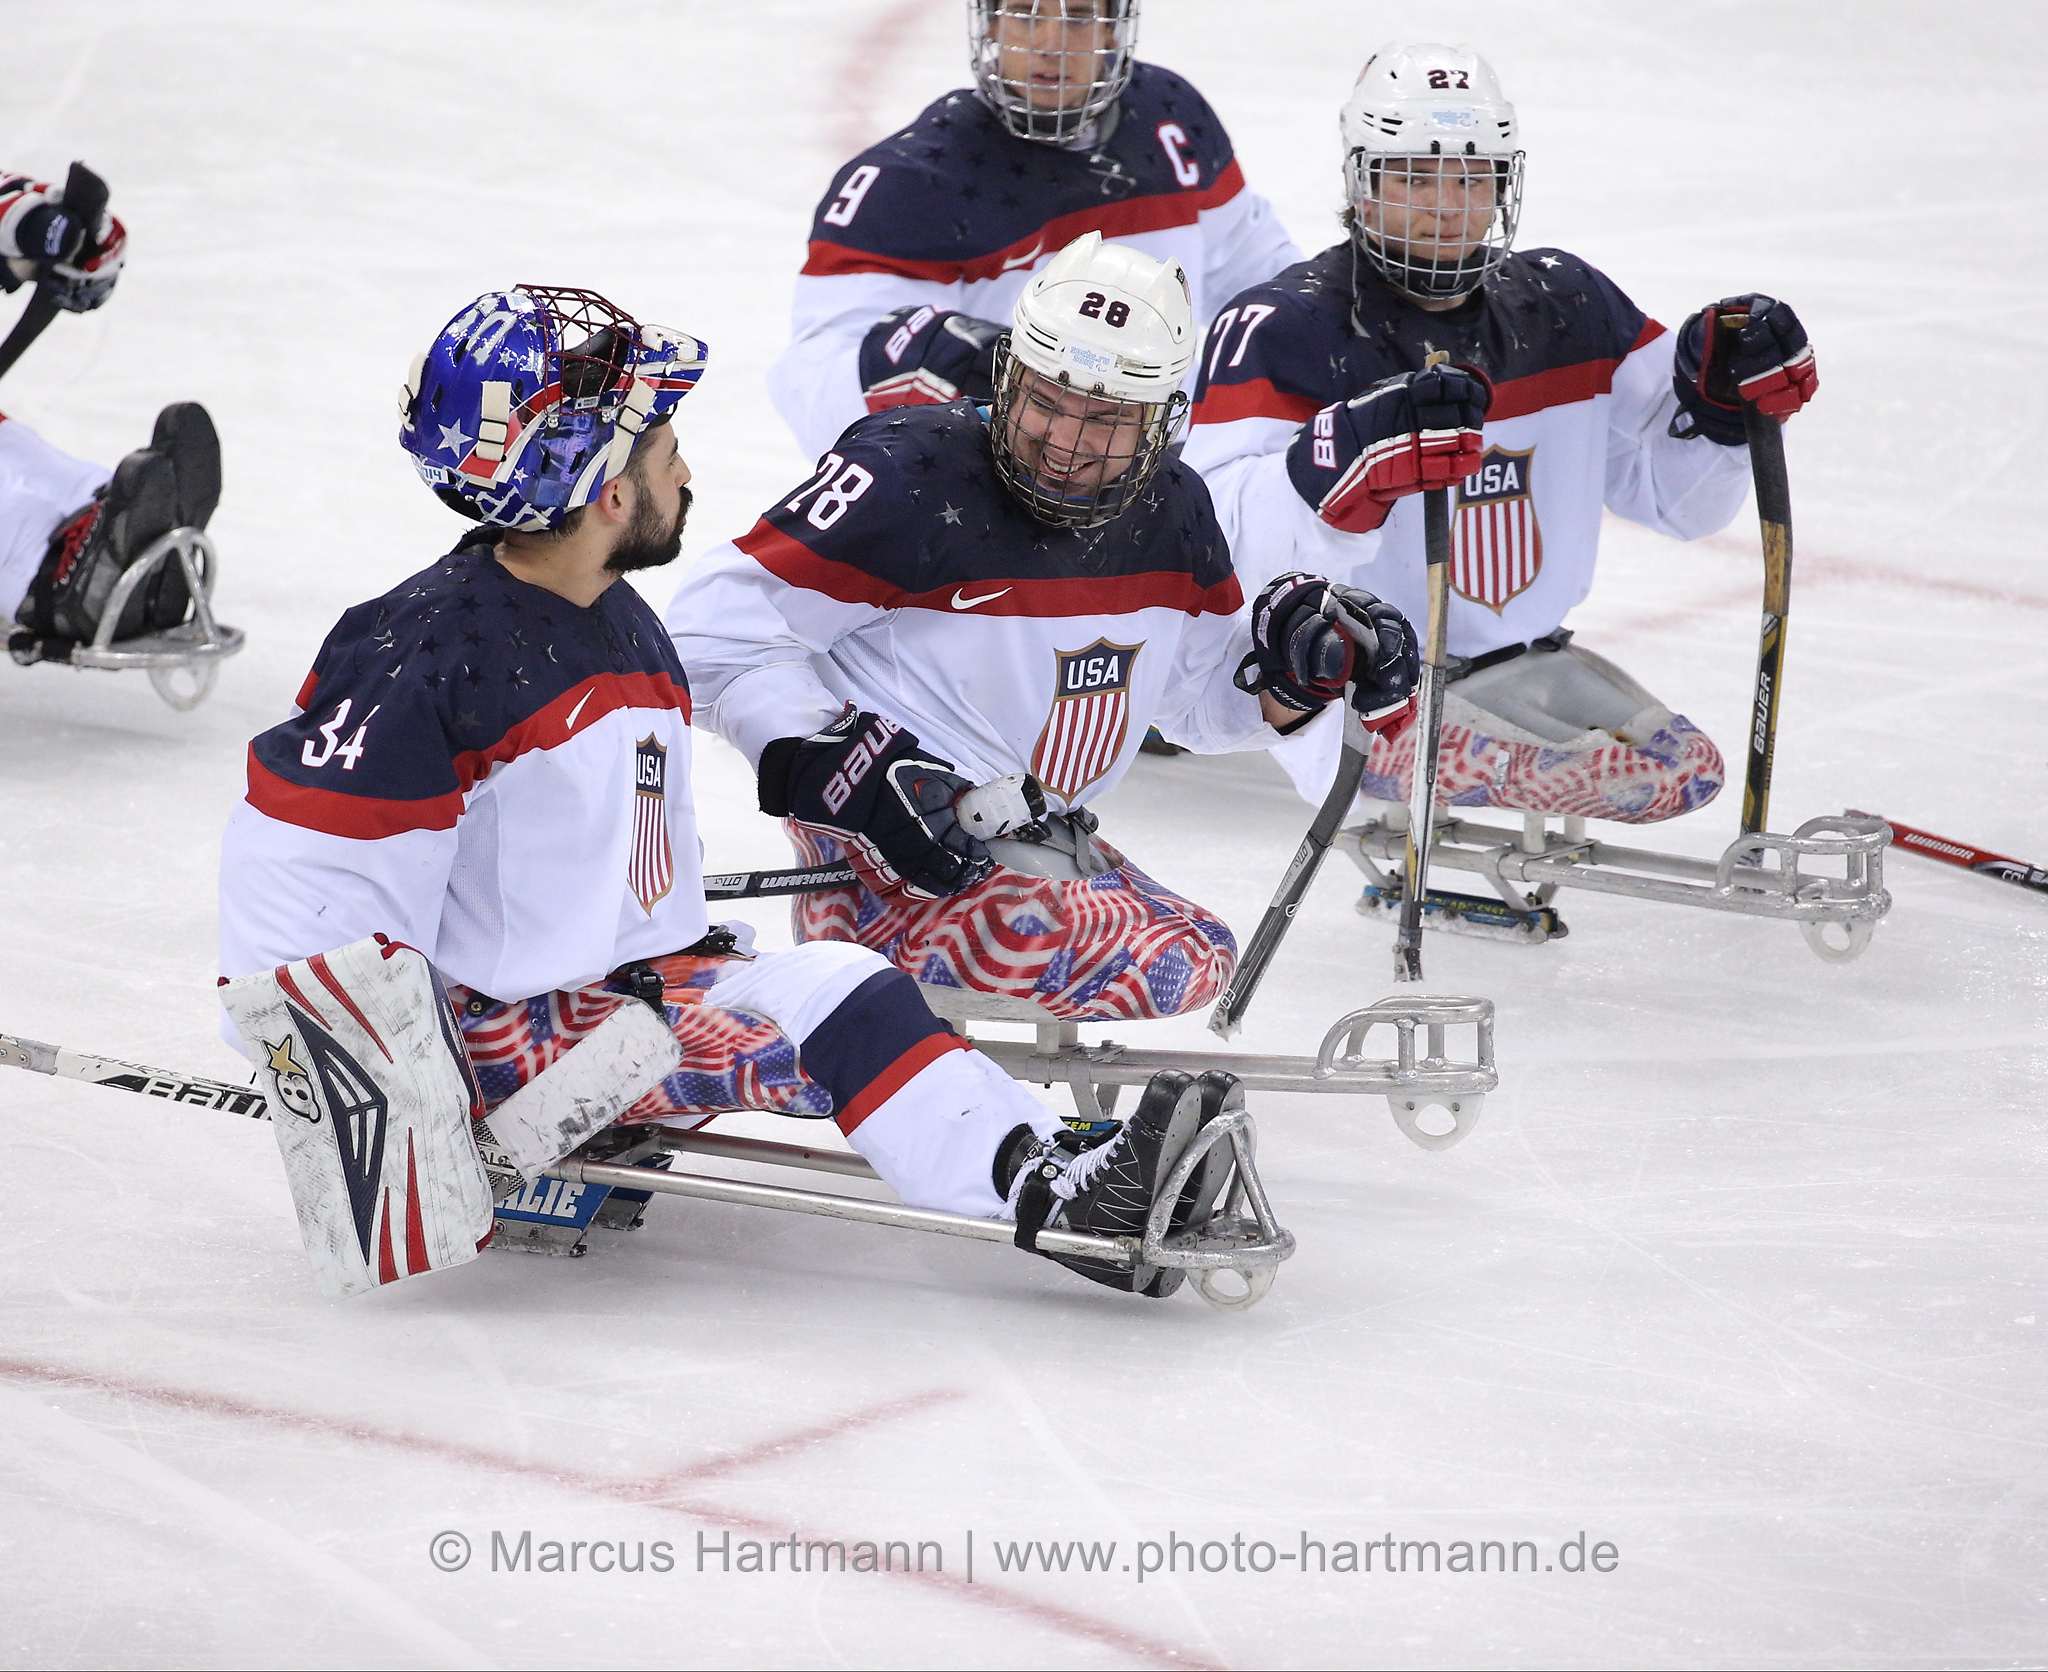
[2, 2, 2045, 1666]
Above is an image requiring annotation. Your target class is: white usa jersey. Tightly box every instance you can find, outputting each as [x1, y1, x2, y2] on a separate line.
[666, 404, 1272, 803]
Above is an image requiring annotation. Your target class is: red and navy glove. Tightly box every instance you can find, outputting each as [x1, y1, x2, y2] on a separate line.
[758, 705, 993, 901]
[858, 306, 1006, 412]
[1286, 363, 1491, 533]
[1671, 293, 1817, 444]
[1, 178, 124, 313]
[1237, 573, 1420, 733]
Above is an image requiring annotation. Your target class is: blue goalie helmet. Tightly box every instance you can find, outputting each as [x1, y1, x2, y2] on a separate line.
[398, 285, 708, 531]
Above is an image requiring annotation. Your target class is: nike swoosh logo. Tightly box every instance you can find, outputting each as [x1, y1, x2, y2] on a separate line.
[951, 586, 1012, 610]
[1000, 242, 1044, 272]
[565, 690, 595, 731]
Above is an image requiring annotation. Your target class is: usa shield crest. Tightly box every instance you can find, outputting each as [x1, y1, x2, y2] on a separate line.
[629, 734, 673, 914]
[1451, 444, 1543, 613]
[1030, 640, 1140, 802]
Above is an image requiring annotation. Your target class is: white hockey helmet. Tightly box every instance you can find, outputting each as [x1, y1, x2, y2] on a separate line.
[1340, 42, 1523, 300]
[992, 230, 1193, 528]
[969, 0, 1140, 145]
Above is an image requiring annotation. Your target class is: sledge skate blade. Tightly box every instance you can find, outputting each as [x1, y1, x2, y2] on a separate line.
[1141, 1101, 1294, 1312]
[1357, 883, 1564, 945]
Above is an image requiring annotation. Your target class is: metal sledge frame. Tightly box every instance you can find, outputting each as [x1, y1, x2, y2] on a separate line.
[0, 1027, 1292, 1312]
[1340, 807, 1891, 963]
[919, 987, 1497, 1152]
[23, 526, 245, 711]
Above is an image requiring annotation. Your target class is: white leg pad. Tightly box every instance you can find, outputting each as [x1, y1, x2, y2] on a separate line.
[220, 935, 493, 1301]
[478, 999, 682, 1182]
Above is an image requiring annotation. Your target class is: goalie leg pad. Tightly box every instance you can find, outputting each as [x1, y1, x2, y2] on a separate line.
[477, 999, 682, 1183]
[221, 935, 494, 1301]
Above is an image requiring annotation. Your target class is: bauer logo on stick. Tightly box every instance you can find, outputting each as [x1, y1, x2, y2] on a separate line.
[1031, 640, 1140, 802]
[630, 734, 674, 914]
[1453, 444, 1542, 613]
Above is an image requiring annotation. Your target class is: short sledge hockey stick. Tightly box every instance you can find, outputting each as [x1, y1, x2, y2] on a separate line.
[1208, 700, 1373, 1039]
[1394, 476, 1455, 983]
[0, 162, 108, 383]
[701, 861, 856, 900]
[0, 1032, 270, 1118]
[1846, 811, 2048, 899]
[1731, 315, 1795, 837]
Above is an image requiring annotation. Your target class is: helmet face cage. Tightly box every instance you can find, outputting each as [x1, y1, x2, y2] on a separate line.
[989, 336, 1186, 531]
[969, 0, 1138, 145]
[1346, 148, 1525, 301]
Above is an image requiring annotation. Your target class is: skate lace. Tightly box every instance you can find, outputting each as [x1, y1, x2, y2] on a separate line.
[1046, 1128, 1124, 1201]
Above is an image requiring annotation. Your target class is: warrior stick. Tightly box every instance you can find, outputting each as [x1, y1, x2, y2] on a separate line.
[1394, 479, 1454, 983]
[1846, 811, 2048, 899]
[0, 162, 108, 382]
[701, 861, 856, 900]
[1732, 316, 1794, 836]
[1207, 699, 1372, 1040]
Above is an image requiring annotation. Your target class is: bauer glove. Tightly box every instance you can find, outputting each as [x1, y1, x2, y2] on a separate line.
[1286, 363, 1491, 534]
[859, 306, 1006, 412]
[1237, 572, 1421, 733]
[1670, 293, 1817, 444]
[758, 705, 994, 901]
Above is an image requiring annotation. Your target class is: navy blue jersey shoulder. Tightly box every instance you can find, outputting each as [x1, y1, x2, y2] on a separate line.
[1199, 243, 1654, 411]
[756, 402, 1231, 595]
[808, 64, 1237, 266]
[256, 537, 687, 802]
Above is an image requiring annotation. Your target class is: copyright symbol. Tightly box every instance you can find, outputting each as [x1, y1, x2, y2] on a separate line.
[429, 1530, 470, 1572]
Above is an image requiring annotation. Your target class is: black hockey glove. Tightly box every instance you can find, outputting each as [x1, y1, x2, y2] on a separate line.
[858, 306, 1005, 412]
[758, 705, 994, 901]
[1670, 294, 1817, 444]
[1237, 572, 1420, 733]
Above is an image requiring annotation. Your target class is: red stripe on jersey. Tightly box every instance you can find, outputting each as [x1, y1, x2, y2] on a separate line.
[1191, 376, 1323, 427]
[833, 1030, 970, 1136]
[246, 671, 691, 840]
[802, 160, 1247, 284]
[738, 518, 1242, 618]
[292, 668, 318, 712]
[1488, 321, 1667, 423]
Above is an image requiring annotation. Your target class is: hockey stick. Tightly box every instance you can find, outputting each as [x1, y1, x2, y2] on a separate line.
[1393, 479, 1454, 983]
[0, 1032, 269, 1118]
[0, 162, 109, 382]
[701, 860, 856, 900]
[1207, 700, 1372, 1039]
[1846, 810, 2048, 899]
[1732, 316, 1794, 837]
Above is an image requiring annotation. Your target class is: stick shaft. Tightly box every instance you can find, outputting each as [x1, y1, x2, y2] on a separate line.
[700, 861, 856, 900]
[1846, 811, 2048, 898]
[1738, 389, 1793, 836]
[1207, 704, 1370, 1038]
[0, 1032, 270, 1118]
[1394, 485, 1454, 980]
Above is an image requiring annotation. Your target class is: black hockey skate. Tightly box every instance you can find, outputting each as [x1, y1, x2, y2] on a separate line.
[999, 1068, 1238, 1297]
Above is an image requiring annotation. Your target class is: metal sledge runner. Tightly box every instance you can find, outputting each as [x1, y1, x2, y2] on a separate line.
[0, 1021, 1296, 1314]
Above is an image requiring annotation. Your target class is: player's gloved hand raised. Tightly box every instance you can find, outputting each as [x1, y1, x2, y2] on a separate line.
[1237, 572, 1420, 733]
[1670, 294, 1817, 445]
[1287, 363, 1491, 533]
[758, 704, 994, 901]
[3, 194, 126, 312]
[859, 306, 1006, 413]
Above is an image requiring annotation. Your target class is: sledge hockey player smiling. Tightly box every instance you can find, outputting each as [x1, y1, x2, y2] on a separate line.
[1184, 43, 1819, 824]
[671, 233, 1420, 1024]
[768, 0, 1299, 460]
[214, 285, 1248, 1302]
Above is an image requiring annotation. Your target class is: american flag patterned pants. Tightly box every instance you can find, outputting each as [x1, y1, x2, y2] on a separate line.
[783, 820, 1238, 1023]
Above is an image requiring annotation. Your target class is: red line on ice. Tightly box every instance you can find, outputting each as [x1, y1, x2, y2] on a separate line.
[0, 1358, 1216, 1671]
[828, 0, 947, 160]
